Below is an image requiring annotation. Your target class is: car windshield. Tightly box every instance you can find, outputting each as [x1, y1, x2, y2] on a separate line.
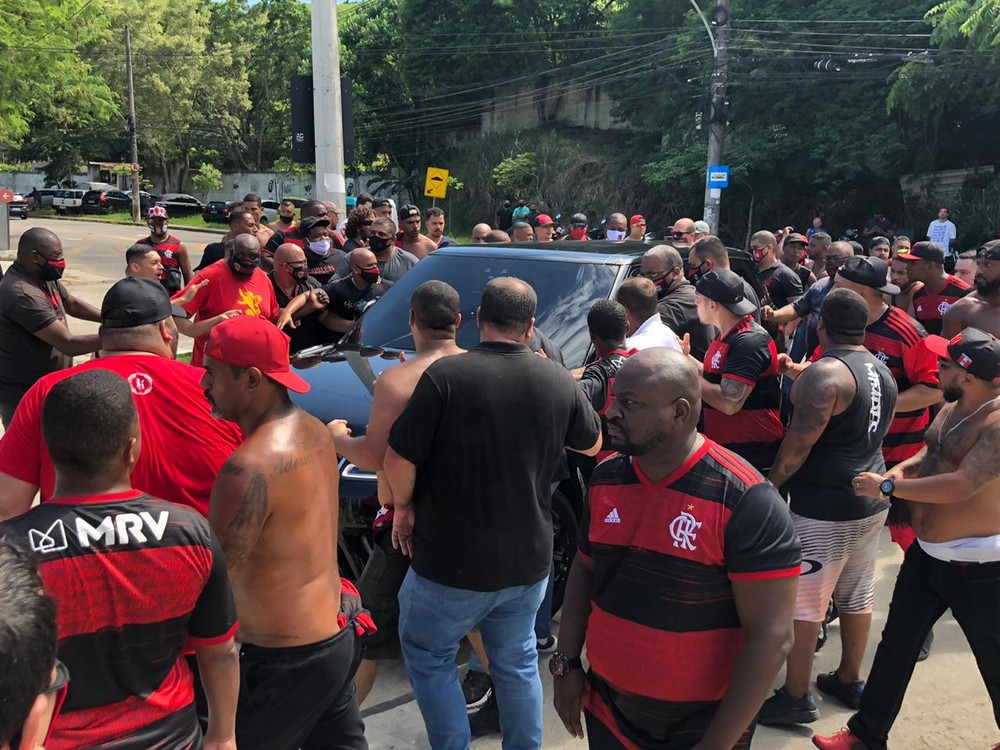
[354, 250, 622, 367]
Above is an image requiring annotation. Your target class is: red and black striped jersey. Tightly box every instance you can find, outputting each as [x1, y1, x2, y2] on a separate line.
[911, 275, 970, 335]
[579, 440, 800, 715]
[0, 491, 238, 750]
[863, 306, 938, 465]
[136, 235, 183, 269]
[702, 316, 784, 472]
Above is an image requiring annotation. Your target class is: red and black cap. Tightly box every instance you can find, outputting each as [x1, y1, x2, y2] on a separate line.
[926, 327, 1000, 382]
[896, 241, 945, 265]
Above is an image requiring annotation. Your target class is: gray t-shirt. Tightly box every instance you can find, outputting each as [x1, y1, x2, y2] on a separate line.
[0, 263, 71, 391]
[334, 248, 418, 284]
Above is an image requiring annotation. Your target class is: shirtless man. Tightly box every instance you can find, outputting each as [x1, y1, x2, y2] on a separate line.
[202, 315, 367, 750]
[327, 281, 464, 705]
[942, 241, 1000, 338]
[397, 204, 437, 259]
[814, 326, 1000, 750]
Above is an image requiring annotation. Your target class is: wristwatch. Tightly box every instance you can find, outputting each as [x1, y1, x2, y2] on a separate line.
[879, 478, 895, 497]
[548, 652, 583, 677]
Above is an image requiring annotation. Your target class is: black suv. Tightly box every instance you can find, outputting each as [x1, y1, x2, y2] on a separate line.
[82, 189, 133, 213]
[290, 241, 647, 610]
[156, 193, 205, 216]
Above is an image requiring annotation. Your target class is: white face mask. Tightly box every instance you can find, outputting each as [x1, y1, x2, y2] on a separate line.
[149, 222, 169, 235]
[308, 239, 331, 256]
[605, 229, 625, 242]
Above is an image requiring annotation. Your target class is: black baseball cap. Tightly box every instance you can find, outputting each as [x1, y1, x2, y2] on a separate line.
[570, 212, 588, 226]
[976, 239, 1000, 260]
[696, 269, 757, 316]
[784, 232, 808, 245]
[925, 327, 1000, 382]
[837, 256, 901, 295]
[897, 241, 945, 265]
[399, 204, 420, 221]
[298, 216, 330, 235]
[102, 277, 186, 328]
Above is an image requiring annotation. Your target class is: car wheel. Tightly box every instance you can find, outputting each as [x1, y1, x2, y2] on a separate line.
[550, 488, 578, 617]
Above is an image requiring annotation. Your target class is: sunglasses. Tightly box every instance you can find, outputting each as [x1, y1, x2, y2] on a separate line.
[362, 220, 374, 226]
[671, 231, 689, 238]
[284, 261, 307, 270]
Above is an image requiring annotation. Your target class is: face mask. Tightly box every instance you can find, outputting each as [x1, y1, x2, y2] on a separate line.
[358, 268, 381, 285]
[228, 257, 259, 277]
[40, 258, 66, 281]
[289, 265, 309, 281]
[149, 222, 168, 236]
[605, 229, 625, 242]
[279, 215, 294, 225]
[688, 263, 708, 284]
[308, 239, 331, 257]
[752, 248, 767, 263]
[569, 226, 587, 240]
[368, 235, 392, 254]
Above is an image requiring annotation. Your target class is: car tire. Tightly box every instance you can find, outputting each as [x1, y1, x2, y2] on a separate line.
[550, 488, 578, 617]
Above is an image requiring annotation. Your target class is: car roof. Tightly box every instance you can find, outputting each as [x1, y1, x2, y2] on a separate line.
[431, 240, 650, 264]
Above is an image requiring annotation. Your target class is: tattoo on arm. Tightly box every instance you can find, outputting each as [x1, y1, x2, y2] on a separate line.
[769, 376, 837, 487]
[220, 471, 269, 571]
[959, 421, 1000, 487]
[720, 378, 752, 404]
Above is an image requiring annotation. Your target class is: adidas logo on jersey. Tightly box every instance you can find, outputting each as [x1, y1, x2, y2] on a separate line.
[604, 508, 621, 524]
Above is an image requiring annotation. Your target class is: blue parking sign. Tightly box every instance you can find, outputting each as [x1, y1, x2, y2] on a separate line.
[707, 166, 730, 188]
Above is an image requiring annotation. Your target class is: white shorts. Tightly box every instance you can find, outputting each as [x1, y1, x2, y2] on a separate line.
[791, 510, 888, 622]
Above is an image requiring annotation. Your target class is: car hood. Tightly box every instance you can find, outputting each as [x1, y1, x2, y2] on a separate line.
[289, 347, 406, 430]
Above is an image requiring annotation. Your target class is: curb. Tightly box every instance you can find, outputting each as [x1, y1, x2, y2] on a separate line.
[27, 214, 227, 236]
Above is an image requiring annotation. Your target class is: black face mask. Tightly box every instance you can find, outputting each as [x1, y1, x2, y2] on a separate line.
[229, 257, 259, 277]
[279, 215, 294, 225]
[369, 235, 392, 254]
[358, 268, 381, 285]
[688, 263, 708, 285]
[39, 258, 66, 281]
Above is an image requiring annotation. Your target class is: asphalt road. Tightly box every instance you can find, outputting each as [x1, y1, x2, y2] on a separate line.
[5, 218, 996, 749]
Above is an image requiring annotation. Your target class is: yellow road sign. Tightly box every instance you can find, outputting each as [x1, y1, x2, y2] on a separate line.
[424, 167, 449, 199]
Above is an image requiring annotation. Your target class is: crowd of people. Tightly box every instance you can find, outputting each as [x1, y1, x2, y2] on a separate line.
[0, 191, 998, 750]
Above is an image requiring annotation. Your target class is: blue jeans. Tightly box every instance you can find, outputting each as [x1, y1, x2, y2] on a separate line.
[467, 561, 554, 675]
[398, 570, 547, 750]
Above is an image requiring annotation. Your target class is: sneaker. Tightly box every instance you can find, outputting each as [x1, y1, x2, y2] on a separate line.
[816, 671, 864, 710]
[758, 686, 820, 726]
[536, 635, 558, 653]
[462, 670, 494, 711]
[468, 690, 501, 737]
[812, 728, 875, 749]
[917, 628, 934, 662]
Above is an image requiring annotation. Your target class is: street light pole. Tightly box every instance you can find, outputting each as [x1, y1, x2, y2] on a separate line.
[693, 0, 730, 236]
[125, 25, 141, 224]
[311, 0, 346, 209]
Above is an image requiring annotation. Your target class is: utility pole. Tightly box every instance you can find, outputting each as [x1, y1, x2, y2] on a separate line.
[700, 0, 731, 236]
[125, 25, 141, 224]
[311, 0, 346, 209]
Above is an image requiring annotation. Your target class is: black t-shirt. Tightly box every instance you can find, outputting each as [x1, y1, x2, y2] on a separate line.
[0, 263, 71, 393]
[269, 274, 332, 354]
[758, 262, 803, 309]
[388, 341, 601, 590]
[334, 248, 418, 284]
[306, 247, 347, 285]
[320, 277, 392, 323]
[197, 242, 226, 271]
[656, 280, 714, 363]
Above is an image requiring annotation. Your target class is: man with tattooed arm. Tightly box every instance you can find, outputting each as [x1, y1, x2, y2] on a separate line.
[201, 315, 368, 750]
[814, 326, 1000, 750]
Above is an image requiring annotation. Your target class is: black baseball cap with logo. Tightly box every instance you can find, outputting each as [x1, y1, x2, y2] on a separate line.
[695, 269, 757, 316]
[102, 277, 186, 328]
[976, 239, 1000, 260]
[399, 204, 420, 221]
[897, 241, 945, 265]
[926, 327, 1000, 382]
[837, 256, 901, 295]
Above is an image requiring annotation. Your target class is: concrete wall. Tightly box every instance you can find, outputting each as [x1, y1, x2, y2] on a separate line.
[899, 166, 997, 202]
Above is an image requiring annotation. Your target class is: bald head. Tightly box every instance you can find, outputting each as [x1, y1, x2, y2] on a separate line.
[484, 229, 511, 244]
[348, 247, 377, 268]
[231, 234, 260, 256]
[622, 348, 702, 407]
[472, 223, 492, 243]
[672, 218, 695, 233]
[479, 277, 536, 334]
[273, 243, 305, 265]
[17, 227, 60, 262]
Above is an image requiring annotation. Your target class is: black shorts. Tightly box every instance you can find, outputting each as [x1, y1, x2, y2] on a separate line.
[355, 528, 410, 660]
[236, 628, 367, 750]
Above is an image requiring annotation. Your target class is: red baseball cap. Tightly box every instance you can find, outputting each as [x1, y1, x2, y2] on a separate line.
[630, 214, 646, 226]
[536, 214, 555, 226]
[205, 316, 310, 393]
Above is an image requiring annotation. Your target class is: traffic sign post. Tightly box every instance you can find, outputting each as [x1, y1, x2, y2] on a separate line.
[707, 165, 730, 189]
[131, 162, 140, 173]
[424, 167, 448, 200]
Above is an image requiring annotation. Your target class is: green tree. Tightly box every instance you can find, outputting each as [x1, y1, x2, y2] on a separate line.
[192, 163, 224, 193]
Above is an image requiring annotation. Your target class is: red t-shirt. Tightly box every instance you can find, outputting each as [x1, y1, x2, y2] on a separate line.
[0, 355, 242, 516]
[179, 260, 279, 366]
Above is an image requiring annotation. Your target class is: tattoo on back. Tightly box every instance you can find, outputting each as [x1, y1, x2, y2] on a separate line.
[224, 471, 269, 569]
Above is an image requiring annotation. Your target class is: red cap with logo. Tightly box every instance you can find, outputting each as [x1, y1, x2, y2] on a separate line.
[205, 315, 310, 393]
[147, 205, 168, 220]
[630, 214, 646, 227]
[535, 214, 555, 227]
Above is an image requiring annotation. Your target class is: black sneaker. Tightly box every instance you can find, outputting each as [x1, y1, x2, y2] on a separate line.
[462, 670, 494, 711]
[757, 687, 820, 726]
[816, 619, 829, 653]
[917, 628, 934, 662]
[468, 690, 501, 737]
[536, 635, 558, 653]
[816, 671, 865, 710]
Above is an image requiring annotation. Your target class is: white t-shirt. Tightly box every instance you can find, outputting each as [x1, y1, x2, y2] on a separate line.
[626, 314, 682, 352]
[926, 219, 957, 255]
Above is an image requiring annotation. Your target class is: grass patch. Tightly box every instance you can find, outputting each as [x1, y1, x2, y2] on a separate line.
[177, 351, 193, 364]
[31, 208, 225, 231]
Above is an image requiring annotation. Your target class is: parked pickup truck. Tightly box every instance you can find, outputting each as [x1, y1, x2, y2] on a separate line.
[53, 189, 86, 215]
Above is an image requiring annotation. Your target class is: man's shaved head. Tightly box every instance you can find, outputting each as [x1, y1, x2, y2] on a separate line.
[644, 244, 683, 270]
[621, 348, 701, 408]
[479, 277, 536, 334]
[484, 230, 511, 244]
[348, 247, 377, 268]
[273, 243, 306, 265]
[17, 227, 60, 262]
[231, 233, 261, 256]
